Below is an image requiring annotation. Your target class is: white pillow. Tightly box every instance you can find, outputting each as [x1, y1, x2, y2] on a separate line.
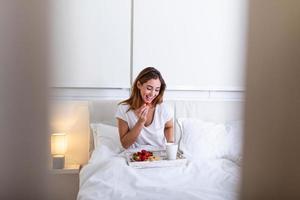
[224, 120, 244, 165]
[177, 118, 244, 165]
[177, 118, 228, 160]
[90, 123, 123, 153]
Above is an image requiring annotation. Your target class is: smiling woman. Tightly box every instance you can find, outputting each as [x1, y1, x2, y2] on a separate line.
[115, 67, 174, 149]
[137, 78, 161, 104]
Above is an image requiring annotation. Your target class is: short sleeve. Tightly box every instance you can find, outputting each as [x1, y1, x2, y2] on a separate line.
[162, 103, 173, 123]
[115, 104, 129, 122]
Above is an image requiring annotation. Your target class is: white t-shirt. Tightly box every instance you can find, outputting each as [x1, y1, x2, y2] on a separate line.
[115, 102, 173, 149]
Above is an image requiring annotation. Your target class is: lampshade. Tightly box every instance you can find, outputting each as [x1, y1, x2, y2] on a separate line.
[51, 133, 67, 155]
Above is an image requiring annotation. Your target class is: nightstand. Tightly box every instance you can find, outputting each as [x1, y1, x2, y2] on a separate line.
[50, 164, 81, 174]
[49, 164, 81, 200]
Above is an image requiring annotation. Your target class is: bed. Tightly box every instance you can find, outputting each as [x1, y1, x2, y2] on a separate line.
[77, 99, 244, 200]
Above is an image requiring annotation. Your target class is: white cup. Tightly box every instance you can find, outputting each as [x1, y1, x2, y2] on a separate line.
[166, 143, 178, 160]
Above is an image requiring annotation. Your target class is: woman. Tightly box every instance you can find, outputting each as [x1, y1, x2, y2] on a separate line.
[115, 67, 174, 149]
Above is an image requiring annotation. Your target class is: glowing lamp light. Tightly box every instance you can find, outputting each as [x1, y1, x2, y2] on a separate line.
[51, 133, 67, 169]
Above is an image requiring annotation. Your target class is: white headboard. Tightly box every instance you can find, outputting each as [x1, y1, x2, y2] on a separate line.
[173, 100, 244, 122]
[88, 100, 121, 126]
[88, 99, 244, 152]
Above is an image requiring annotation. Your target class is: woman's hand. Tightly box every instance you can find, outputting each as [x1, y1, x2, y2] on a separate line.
[135, 104, 149, 124]
[118, 104, 150, 149]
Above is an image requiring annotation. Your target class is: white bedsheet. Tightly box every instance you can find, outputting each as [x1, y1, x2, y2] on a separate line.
[77, 145, 241, 200]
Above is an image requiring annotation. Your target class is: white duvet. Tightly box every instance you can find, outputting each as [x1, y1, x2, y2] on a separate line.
[77, 145, 241, 200]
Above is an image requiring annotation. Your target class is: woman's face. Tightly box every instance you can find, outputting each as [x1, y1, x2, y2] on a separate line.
[137, 78, 161, 104]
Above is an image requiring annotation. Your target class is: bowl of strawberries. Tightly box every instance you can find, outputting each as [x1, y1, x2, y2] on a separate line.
[132, 149, 159, 162]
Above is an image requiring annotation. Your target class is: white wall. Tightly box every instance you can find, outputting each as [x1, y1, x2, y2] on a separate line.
[50, 0, 131, 88]
[50, 0, 247, 91]
[50, 101, 90, 165]
[133, 0, 247, 90]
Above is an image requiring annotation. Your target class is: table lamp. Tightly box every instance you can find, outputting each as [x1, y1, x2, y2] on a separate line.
[51, 133, 67, 169]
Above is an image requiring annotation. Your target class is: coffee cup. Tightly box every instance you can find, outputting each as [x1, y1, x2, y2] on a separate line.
[166, 143, 178, 160]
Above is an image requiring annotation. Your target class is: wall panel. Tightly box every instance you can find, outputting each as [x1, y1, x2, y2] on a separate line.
[133, 0, 247, 90]
[50, 0, 131, 88]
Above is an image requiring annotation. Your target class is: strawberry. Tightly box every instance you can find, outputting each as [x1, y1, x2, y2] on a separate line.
[141, 149, 147, 154]
[140, 155, 146, 161]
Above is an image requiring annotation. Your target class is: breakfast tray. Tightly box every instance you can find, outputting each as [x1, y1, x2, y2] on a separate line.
[125, 150, 187, 169]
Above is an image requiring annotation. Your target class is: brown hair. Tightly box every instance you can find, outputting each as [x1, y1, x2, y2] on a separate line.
[120, 67, 166, 111]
